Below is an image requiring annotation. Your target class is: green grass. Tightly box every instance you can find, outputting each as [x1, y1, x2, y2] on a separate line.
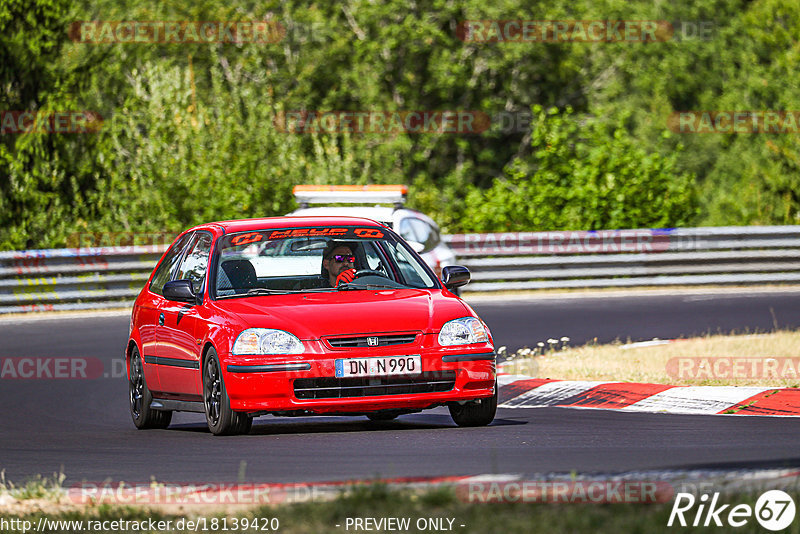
[0, 470, 65, 501]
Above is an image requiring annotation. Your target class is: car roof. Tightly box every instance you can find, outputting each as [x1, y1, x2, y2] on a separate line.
[202, 216, 388, 234]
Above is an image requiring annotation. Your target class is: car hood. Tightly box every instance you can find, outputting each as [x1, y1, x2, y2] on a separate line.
[216, 289, 471, 339]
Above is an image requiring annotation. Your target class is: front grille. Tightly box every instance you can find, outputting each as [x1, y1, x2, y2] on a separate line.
[294, 371, 456, 399]
[326, 333, 417, 348]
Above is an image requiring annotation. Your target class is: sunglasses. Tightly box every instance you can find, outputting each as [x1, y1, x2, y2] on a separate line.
[331, 254, 355, 263]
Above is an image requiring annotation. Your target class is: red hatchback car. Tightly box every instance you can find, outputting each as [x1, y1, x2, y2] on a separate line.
[127, 217, 496, 435]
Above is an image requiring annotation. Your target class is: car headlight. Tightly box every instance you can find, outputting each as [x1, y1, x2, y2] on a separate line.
[232, 328, 304, 355]
[438, 317, 488, 346]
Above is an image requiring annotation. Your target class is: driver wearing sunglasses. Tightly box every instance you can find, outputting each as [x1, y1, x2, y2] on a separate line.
[322, 244, 357, 287]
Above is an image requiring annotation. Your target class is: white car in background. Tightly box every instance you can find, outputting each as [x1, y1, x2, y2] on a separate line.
[287, 185, 457, 279]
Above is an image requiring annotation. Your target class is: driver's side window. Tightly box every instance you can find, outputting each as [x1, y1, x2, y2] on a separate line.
[175, 232, 213, 294]
[150, 233, 193, 296]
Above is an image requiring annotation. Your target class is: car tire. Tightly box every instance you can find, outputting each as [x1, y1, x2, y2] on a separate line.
[449, 380, 497, 427]
[236, 411, 253, 434]
[129, 346, 172, 429]
[203, 348, 251, 436]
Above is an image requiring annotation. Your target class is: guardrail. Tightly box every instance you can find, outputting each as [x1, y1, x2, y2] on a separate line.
[446, 226, 800, 292]
[1, 226, 799, 313]
[0, 245, 167, 314]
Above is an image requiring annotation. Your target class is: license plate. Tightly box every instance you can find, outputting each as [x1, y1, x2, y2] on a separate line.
[335, 355, 421, 378]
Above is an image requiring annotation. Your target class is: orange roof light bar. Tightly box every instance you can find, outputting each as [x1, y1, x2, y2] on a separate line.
[293, 185, 408, 206]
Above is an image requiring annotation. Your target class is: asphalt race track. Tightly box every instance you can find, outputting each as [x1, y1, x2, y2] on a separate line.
[1, 289, 799, 485]
[471, 289, 800, 351]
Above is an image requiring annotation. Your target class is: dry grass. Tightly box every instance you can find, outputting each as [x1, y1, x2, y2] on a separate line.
[500, 330, 800, 387]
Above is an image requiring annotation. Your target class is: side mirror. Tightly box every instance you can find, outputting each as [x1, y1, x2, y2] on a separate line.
[163, 279, 196, 303]
[407, 241, 425, 254]
[441, 265, 470, 290]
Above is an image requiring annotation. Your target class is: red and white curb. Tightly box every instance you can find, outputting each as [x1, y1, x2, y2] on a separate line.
[497, 376, 800, 416]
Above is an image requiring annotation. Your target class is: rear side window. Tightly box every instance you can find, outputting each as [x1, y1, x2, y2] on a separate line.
[149, 233, 193, 296]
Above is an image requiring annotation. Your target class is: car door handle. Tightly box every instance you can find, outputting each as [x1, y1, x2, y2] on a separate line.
[158, 313, 165, 326]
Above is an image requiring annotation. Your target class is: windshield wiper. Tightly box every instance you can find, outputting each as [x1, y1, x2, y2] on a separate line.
[337, 283, 401, 291]
[216, 288, 291, 299]
[247, 288, 292, 295]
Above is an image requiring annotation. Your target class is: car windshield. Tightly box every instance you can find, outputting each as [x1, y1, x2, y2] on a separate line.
[213, 225, 439, 298]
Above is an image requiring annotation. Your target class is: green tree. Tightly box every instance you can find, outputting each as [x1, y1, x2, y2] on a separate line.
[460, 106, 698, 232]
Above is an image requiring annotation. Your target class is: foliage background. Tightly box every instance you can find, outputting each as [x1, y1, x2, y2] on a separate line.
[1, 0, 798, 249]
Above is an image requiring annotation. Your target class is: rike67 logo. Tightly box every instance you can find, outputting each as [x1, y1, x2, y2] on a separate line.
[668, 490, 796, 531]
